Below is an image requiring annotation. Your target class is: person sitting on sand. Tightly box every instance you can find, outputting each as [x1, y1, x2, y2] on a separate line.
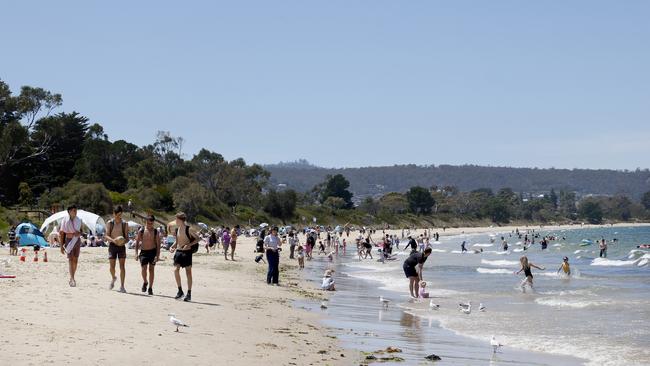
[516, 255, 545, 293]
[418, 281, 430, 298]
[557, 256, 571, 276]
[403, 247, 433, 298]
[321, 270, 335, 291]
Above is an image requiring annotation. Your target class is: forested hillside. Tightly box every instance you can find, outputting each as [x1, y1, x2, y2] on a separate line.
[266, 161, 650, 199]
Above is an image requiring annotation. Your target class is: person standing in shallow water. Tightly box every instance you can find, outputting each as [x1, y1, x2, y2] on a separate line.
[264, 226, 282, 285]
[516, 255, 545, 293]
[403, 247, 432, 298]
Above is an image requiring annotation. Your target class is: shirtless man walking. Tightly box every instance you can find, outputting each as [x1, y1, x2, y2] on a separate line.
[59, 205, 82, 287]
[171, 212, 198, 302]
[104, 205, 128, 293]
[134, 215, 160, 295]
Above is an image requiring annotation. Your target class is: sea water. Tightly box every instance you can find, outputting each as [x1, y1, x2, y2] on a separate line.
[304, 226, 650, 366]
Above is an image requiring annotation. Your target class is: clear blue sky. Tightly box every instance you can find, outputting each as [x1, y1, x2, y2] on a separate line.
[3, 1, 649, 170]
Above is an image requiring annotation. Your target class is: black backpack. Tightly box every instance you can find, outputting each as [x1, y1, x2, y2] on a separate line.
[175, 226, 199, 254]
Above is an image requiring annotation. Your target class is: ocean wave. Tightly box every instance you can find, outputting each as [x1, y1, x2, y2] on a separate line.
[480, 259, 519, 266]
[590, 258, 640, 267]
[535, 297, 610, 309]
[472, 243, 493, 247]
[476, 267, 512, 274]
[430, 249, 447, 253]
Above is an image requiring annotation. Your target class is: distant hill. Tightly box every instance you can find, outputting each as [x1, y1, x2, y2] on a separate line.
[265, 161, 650, 200]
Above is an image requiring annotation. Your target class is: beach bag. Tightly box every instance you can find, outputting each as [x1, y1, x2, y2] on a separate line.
[175, 226, 199, 253]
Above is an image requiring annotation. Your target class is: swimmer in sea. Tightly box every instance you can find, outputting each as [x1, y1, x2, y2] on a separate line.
[557, 256, 571, 276]
[516, 255, 545, 293]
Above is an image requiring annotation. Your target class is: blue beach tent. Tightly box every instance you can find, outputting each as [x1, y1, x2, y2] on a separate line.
[16, 222, 50, 247]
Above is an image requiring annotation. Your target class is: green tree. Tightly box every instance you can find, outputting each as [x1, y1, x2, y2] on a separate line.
[18, 182, 34, 206]
[406, 186, 435, 215]
[264, 189, 298, 223]
[579, 200, 603, 224]
[317, 174, 353, 209]
[359, 197, 380, 215]
[642, 191, 650, 210]
[324, 196, 347, 210]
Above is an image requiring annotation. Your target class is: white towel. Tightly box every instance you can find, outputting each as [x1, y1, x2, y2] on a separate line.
[62, 217, 81, 254]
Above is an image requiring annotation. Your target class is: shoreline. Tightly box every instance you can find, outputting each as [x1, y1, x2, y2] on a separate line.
[297, 244, 587, 366]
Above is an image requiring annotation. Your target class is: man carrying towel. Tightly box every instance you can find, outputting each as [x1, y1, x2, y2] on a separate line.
[59, 205, 82, 287]
[104, 205, 128, 293]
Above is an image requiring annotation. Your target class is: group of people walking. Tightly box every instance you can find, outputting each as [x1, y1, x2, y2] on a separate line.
[59, 205, 197, 302]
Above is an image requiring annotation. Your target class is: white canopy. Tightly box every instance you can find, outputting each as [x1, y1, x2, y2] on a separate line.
[40, 210, 107, 235]
[127, 220, 141, 228]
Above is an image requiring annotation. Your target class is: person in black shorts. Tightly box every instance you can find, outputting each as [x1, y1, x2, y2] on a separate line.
[403, 247, 432, 298]
[135, 215, 160, 295]
[105, 206, 129, 293]
[171, 212, 198, 302]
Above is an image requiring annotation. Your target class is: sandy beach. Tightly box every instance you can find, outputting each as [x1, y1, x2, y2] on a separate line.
[0, 234, 354, 366]
[2, 222, 648, 366]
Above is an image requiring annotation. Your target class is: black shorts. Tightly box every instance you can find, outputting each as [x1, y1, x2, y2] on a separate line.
[174, 251, 192, 268]
[139, 249, 157, 266]
[403, 264, 418, 278]
[9, 241, 17, 248]
[108, 244, 126, 259]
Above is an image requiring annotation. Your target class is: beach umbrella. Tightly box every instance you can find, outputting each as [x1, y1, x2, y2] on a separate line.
[197, 222, 208, 230]
[334, 225, 343, 233]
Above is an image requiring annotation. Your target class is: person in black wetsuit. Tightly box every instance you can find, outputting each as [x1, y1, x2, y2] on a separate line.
[408, 236, 417, 253]
[516, 255, 545, 293]
[403, 247, 432, 298]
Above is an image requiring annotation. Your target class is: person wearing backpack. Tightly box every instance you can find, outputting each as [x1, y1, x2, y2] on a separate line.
[105, 205, 129, 293]
[134, 215, 160, 295]
[170, 212, 199, 302]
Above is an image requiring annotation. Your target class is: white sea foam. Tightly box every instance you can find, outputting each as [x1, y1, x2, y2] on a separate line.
[552, 243, 562, 247]
[513, 248, 524, 252]
[429, 249, 447, 253]
[535, 297, 610, 309]
[472, 243, 493, 247]
[480, 259, 519, 266]
[638, 259, 649, 267]
[591, 258, 640, 267]
[476, 267, 512, 274]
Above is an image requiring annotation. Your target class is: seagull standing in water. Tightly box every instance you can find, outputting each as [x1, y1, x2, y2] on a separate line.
[168, 313, 189, 332]
[459, 302, 472, 314]
[429, 300, 440, 310]
[379, 296, 391, 309]
[479, 303, 486, 312]
[490, 335, 503, 353]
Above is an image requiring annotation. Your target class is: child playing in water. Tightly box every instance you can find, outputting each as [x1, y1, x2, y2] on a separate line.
[321, 269, 335, 291]
[516, 255, 545, 293]
[297, 246, 305, 269]
[418, 281, 430, 298]
[557, 256, 571, 276]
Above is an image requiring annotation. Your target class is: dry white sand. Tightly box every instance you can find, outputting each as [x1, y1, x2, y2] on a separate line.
[0, 235, 353, 366]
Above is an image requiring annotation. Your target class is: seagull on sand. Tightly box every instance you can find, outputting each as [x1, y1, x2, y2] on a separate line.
[168, 313, 189, 332]
[490, 335, 503, 353]
[379, 296, 391, 309]
[429, 300, 440, 310]
[459, 302, 472, 314]
[479, 303, 486, 312]
[320, 301, 328, 309]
